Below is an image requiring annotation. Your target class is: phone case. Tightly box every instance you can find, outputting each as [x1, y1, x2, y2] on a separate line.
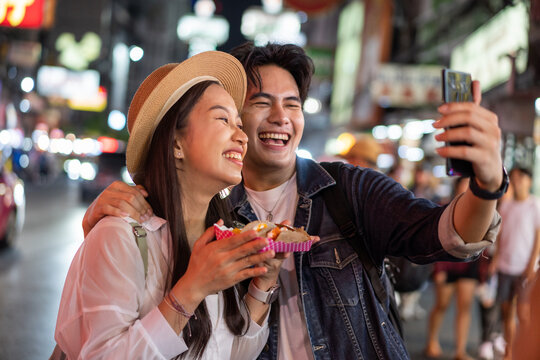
[441, 69, 474, 177]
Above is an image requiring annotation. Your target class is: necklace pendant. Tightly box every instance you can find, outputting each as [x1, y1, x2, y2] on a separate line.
[266, 213, 273, 222]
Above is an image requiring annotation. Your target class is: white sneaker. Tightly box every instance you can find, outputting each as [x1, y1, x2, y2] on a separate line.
[478, 341, 494, 360]
[493, 335, 506, 357]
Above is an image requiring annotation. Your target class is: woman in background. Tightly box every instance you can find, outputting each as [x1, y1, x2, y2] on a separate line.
[424, 176, 479, 360]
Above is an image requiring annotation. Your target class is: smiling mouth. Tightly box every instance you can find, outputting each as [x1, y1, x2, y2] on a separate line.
[223, 152, 242, 161]
[259, 132, 290, 146]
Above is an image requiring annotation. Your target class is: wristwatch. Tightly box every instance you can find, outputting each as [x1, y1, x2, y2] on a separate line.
[469, 167, 509, 200]
[248, 281, 280, 304]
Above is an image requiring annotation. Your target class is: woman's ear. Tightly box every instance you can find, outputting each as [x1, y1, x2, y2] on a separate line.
[173, 139, 184, 160]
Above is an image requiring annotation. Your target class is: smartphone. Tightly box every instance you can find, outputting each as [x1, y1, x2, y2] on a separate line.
[441, 69, 474, 177]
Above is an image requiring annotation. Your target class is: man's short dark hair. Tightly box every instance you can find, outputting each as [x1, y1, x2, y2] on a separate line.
[229, 42, 315, 103]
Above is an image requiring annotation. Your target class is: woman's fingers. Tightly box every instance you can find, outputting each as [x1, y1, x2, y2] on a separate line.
[192, 225, 219, 249]
[188, 231, 275, 295]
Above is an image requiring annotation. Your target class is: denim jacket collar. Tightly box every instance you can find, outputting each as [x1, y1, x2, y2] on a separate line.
[229, 157, 335, 218]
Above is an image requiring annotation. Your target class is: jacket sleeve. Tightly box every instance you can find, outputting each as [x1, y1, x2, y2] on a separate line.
[342, 165, 497, 264]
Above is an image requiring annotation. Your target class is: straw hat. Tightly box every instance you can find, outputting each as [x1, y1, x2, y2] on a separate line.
[341, 135, 382, 165]
[126, 51, 247, 177]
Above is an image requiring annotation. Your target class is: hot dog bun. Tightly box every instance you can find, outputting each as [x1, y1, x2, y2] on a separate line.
[241, 220, 311, 243]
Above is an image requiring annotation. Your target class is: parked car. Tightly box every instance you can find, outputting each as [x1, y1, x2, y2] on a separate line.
[78, 152, 131, 203]
[0, 163, 25, 248]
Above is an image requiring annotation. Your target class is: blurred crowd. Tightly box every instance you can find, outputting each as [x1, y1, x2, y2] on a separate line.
[338, 135, 540, 360]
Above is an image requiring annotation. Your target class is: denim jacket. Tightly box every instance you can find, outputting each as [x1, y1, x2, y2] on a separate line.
[229, 158, 490, 360]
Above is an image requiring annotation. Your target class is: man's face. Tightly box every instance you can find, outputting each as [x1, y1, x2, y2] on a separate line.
[510, 169, 531, 198]
[241, 65, 304, 174]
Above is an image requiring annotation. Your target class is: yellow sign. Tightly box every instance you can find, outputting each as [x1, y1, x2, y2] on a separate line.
[0, 0, 38, 28]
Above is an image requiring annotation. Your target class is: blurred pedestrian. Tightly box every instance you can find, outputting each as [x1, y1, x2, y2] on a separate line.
[512, 272, 540, 360]
[424, 177, 479, 360]
[476, 183, 514, 360]
[339, 134, 382, 169]
[397, 165, 441, 322]
[489, 166, 540, 359]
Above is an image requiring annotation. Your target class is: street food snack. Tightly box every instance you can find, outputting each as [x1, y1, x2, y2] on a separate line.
[214, 221, 314, 252]
[241, 221, 311, 244]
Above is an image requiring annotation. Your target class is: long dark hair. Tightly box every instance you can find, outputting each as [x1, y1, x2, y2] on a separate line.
[134, 81, 247, 358]
[229, 41, 314, 103]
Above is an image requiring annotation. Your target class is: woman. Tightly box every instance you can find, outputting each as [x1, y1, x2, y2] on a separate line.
[54, 51, 279, 359]
[424, 176, 478, 360]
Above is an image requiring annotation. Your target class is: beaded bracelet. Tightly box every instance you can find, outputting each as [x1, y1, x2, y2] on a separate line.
[164, 292, 197, 337]
[167, 292, 196, 319]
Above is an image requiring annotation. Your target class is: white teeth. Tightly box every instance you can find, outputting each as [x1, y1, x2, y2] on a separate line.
[259, 133, 289, 140]
[223, 152, 242, 160]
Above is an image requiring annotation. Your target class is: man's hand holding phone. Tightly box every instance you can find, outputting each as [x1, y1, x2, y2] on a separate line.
[434, 70, 503, 192]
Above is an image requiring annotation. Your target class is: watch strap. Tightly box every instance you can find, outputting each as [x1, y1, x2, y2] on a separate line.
[469, 167, 509, 200]
[248, 281, 280, 304]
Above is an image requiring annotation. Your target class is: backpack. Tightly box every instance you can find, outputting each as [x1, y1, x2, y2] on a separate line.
[387, 255, 432, 293]
[49, 222, 148, 360]
[319, 162, 403, 337]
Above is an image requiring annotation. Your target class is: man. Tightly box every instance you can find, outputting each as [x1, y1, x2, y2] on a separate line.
[490, 167, 540, 359]
[83, 42, 505, 359]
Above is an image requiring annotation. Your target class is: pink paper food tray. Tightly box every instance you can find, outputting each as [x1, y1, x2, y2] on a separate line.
[214, 223, 314, 252]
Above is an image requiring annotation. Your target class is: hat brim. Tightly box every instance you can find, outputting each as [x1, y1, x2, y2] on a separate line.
[126, 51, 247, 177]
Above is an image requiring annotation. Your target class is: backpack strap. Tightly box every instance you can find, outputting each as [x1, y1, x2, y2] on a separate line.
[50, 223, 149, 360]
[319, 162, 403, 337]
[130, 222, 148, 278]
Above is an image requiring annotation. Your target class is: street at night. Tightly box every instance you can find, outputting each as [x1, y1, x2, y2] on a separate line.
[0, 176, 487, 360]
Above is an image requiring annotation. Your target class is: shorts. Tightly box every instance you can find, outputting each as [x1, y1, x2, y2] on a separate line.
[496, 272, 524, 303]
[434, 261, 479, 283]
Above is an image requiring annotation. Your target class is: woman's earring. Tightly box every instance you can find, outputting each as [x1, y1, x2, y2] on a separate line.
[175, 149, 183, 159]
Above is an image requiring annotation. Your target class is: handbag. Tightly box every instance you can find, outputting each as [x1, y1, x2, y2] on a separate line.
[49, 222, 148, 359]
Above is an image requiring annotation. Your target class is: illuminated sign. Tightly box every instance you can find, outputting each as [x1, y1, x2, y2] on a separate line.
[68, 86, 107, 112]
[0, 0, 43, 28]
[330, 0, 364, 126]
[370, 64, 443, 107]
[37, 65, 100, 102]
[7, 41, 41, 67]
[285, 0, 342, 14]
[450, 2, 529, 91]
[56, 32, 102, 71]
[241, 6, 305, 46]
[177, 0, 229, 57]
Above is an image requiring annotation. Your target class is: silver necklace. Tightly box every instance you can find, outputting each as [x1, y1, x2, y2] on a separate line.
[248, 176, 295, 222]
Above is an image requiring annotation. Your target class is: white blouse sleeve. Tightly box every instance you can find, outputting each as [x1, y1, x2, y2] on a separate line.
[54, 217, 187, 359]
[230, 304, 270, 360]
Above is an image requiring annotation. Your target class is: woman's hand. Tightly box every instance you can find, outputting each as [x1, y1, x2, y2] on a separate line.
[173, 222, 276, 305]
[82, 181, 153, 236]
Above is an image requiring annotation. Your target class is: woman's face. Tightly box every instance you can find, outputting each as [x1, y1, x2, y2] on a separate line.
[178, 84, 247, 193]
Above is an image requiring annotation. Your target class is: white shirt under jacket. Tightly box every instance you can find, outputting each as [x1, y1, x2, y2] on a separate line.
[54, 215, 269, 360]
